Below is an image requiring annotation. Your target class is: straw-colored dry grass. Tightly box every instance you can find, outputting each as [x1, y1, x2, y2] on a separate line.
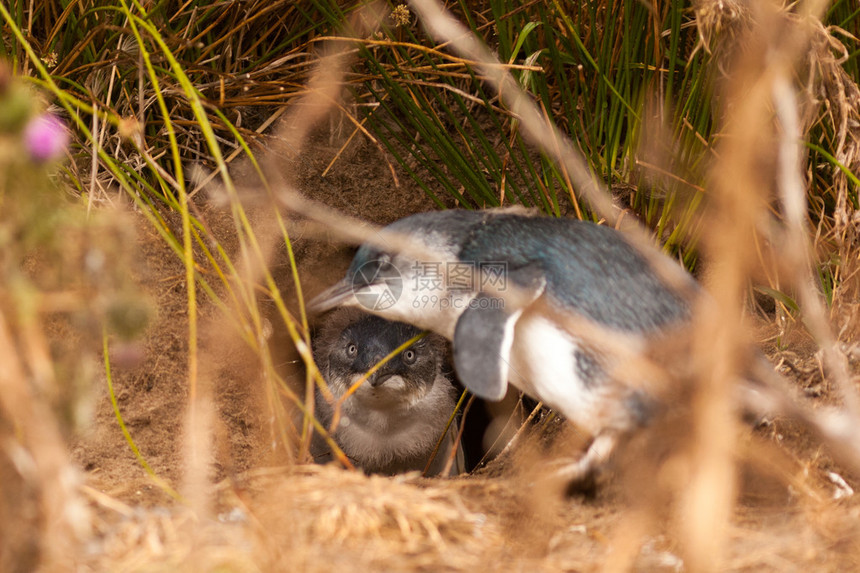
[4, 0, 860, 571]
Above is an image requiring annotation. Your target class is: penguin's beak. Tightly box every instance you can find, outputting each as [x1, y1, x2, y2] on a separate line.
[307, 279, 355, 315]
[368, 371, 396, 388]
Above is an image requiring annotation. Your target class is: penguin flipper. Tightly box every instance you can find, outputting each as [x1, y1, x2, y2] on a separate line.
[453, 264, 545, 401]
[453, 295, 518, 401]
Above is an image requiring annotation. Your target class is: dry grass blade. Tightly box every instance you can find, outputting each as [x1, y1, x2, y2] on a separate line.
[407, 0, 699, 301]
[411, 0, 609, 212]
[0, 311, 89, 570]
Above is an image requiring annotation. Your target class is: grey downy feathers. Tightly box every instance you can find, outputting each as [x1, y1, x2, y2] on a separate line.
[311, 307, 463, 476]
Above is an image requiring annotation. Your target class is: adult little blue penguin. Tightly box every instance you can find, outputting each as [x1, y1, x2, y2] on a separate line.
[311, 307, 463, 476]
[309, 208, 701, 483]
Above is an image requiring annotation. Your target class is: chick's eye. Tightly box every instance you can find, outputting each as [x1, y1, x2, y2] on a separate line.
[403, 349, 416, 364]
[346, 343, 357, 357]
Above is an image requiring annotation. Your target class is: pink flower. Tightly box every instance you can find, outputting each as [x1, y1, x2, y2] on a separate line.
[23, 113, 69, 161]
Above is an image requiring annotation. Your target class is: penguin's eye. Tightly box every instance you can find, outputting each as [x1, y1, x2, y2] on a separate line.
[402, 349, 417, 364]
[346, 343, 358, 357]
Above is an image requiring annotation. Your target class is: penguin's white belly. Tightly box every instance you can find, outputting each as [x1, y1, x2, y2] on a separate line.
[509, 313, 605, 434]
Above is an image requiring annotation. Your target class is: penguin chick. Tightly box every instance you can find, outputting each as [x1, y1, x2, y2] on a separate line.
[311, 307, 462, 476]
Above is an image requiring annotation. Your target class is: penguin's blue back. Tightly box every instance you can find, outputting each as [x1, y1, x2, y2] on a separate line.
[459, 214, 691, 332]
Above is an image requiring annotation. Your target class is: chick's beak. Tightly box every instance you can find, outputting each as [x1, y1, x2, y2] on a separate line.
[307, 279, 355, 315]
[368, 371, 396, 388]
